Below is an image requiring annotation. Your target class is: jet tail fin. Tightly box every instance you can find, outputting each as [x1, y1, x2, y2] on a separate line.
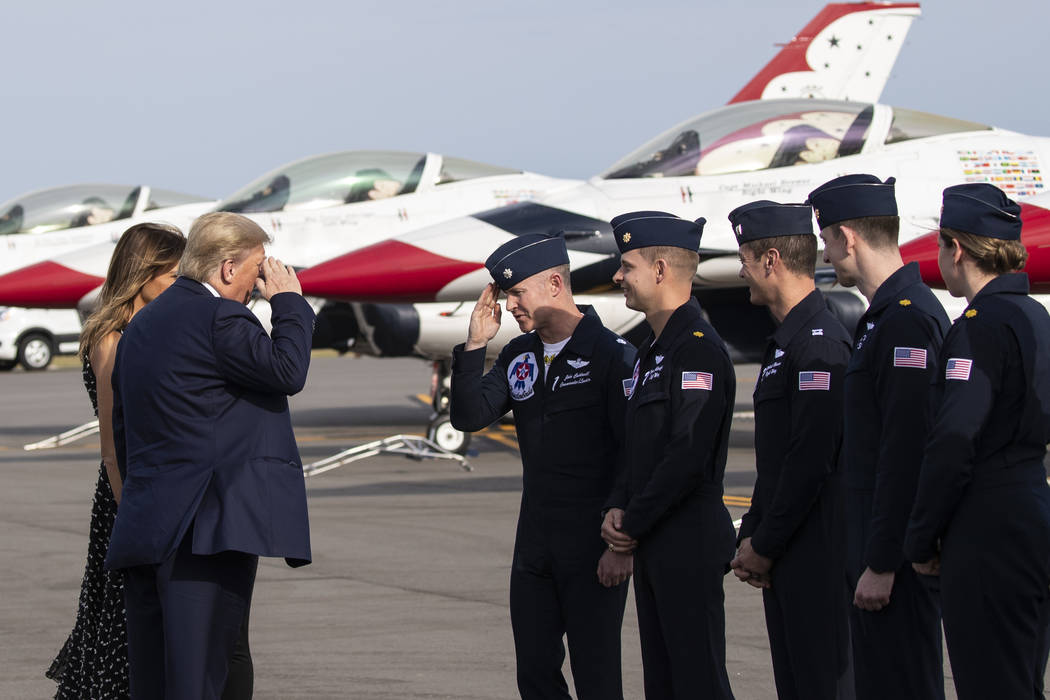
[730, 2, 921, 104]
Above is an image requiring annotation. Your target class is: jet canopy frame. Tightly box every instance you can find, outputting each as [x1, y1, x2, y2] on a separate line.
[600, 99, 991, 180]
[216, 151, 522, 214]
[0, 184, 203, 236]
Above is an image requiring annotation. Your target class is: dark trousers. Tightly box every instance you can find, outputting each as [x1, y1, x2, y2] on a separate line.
[632, 506, 735, 700]
[222, 598, 253, 700]
[940, 484, 1050, 700]
[509, 532, 629, 700]
[848, 565, 943, 700]
[762, 513, 849, 700]
[123, 529, 258, 700]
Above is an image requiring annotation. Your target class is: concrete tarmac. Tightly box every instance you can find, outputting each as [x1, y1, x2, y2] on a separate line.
[0, 355, 1012, 698]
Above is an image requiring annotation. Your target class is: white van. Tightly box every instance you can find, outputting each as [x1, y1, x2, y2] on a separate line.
[0, 307, 81, 371]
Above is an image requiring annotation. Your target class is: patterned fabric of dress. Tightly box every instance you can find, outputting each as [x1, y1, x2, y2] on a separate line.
[46, 357, 129, 698]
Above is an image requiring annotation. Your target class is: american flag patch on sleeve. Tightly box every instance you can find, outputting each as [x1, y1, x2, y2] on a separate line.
[945, 358, 973, 381]
[893, 347, 927, 368]
[798, 371, 831, 391]
[681, 371, 713, 390]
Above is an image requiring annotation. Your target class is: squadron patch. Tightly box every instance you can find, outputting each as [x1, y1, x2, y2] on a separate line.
[507, 352, 538, 400]
[798, 371, 831, 391]
[946, 358, 973, 381]
[682, 371, 713, 390]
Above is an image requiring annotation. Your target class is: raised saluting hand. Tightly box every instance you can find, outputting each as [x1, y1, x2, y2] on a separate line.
[465, 282, 502, 351]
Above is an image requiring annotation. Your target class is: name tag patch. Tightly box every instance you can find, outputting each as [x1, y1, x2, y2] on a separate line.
[682, 371, 713, 390]
[798, 371, 831, 391]
[946, 358, 973, 381]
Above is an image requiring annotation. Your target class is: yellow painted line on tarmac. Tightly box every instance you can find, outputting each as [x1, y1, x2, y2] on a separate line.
[415, 393, 431, 406]
[480, 429, 519, 449]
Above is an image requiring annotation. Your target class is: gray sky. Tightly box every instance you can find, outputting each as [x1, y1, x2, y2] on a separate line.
[2, 0, 1046, 201]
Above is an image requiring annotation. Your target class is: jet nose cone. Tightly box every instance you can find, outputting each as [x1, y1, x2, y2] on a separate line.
[899, 230, 943, 288]
[298, 240, 484, 302]
[0, 260, 105, 308]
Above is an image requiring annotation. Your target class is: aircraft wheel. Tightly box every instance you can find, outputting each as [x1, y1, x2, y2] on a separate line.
[427, 415, 470, 455]
[18, 333, 53, 371]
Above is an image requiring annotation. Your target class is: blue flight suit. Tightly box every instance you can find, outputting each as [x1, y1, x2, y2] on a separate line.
[739, 289, 851, 700]
[904, 272, 1050, 700]
[842, 262, 949, 699]
[450, 309, 634, 700]
[606, 297, 736, 700]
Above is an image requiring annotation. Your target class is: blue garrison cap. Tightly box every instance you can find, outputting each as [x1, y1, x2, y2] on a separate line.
[610, 210, 706, 254]
[728, 200, 814, 245]
[940, 183, 1022, 241]
[485, 233, 570, 291]
[806, 174, 898, 230]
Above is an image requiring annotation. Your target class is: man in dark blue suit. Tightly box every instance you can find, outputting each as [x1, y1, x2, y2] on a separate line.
[105, 211, 315, 699]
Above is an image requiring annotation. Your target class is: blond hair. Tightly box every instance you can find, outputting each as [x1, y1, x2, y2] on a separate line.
[80, 223, 186, 358]
[940, 227, 1028, 275]
[178, 212, 271, 283]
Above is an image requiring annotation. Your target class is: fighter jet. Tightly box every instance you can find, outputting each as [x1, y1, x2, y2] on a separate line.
[0, 183, 213, 276]
[0, 1, 921, 444]
[0, 1, 921, 310]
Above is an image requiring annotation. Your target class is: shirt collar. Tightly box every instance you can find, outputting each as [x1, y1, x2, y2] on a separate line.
[531, 305, 603, 357]
[772, 289, 826, 349]
[201, 281, 221, 297]
[970, 271, 1030, 306]
[653, 297, 703, 351]
[868, 261, 922, 315]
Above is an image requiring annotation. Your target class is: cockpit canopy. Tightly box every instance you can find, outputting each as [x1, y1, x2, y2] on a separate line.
[601, 99, 990, 179]
[0, 184, 204, 236]
[216, 151, 520, 214]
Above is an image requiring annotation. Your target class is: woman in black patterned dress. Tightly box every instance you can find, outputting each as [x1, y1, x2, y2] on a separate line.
[48, 223, 186, 698]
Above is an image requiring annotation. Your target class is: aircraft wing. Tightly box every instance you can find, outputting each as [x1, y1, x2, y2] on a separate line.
[731, 2, 920, 104]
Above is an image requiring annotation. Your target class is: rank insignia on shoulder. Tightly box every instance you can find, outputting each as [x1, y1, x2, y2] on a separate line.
[965, 309, 977, 318]
[693, 331, 704, 339]
[899, 299, 912, 306]
[811, 328, 823, 336]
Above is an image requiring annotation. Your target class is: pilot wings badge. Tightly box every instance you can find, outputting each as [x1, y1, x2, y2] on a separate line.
[567, 358, 589, 369]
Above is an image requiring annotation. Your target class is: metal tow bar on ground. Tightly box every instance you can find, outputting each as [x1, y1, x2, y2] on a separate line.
[23, 420, 100, 451]
[304, 434, 472, 477]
